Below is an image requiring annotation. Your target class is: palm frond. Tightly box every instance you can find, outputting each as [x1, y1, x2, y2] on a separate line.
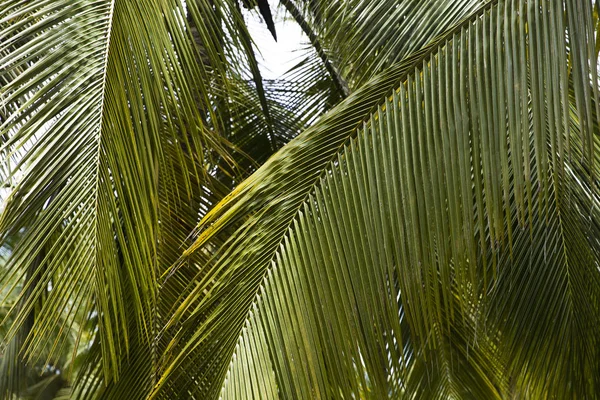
[282, 0, 487, 90]
[156, 0, 600, 398]
[0, 0, 257, 390]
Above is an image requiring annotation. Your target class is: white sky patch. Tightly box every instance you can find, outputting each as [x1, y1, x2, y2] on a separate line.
[244, 0, 307, 79]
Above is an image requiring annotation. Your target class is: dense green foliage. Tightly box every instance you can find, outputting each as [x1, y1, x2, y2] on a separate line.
[1, 0, 600, 398]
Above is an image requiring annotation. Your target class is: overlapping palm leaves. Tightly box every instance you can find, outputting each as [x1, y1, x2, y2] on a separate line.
[0, 0, 300, 396]
[2, 0, 600, 399]
[156, 0, 600, 398]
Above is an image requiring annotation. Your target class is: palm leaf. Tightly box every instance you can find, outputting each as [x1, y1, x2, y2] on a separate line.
[281, 0, 486, 90]
[0, 0, 258, 392]
[156, 0, 600, 398]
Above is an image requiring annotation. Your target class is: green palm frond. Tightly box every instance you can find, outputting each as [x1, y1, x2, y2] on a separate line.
[282, 0, 487, 90]
[156, 0, 600, 398]
[2, 0, 600, 398]
[0, 0, 273, 394]
[267, 0, 486, 147]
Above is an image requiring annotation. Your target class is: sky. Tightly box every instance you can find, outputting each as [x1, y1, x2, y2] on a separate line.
[244, 0, 307, 79]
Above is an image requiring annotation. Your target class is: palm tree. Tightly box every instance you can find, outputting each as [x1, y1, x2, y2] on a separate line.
[1, 0, 599, 398]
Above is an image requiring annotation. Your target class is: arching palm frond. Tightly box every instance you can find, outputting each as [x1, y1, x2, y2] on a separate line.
[0, 0, 281, 396]
[255, 0, 491, 172]
[156, 0, 600, 398]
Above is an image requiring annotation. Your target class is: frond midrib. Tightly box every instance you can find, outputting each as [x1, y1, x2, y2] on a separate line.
[214, 1, 501, 397]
